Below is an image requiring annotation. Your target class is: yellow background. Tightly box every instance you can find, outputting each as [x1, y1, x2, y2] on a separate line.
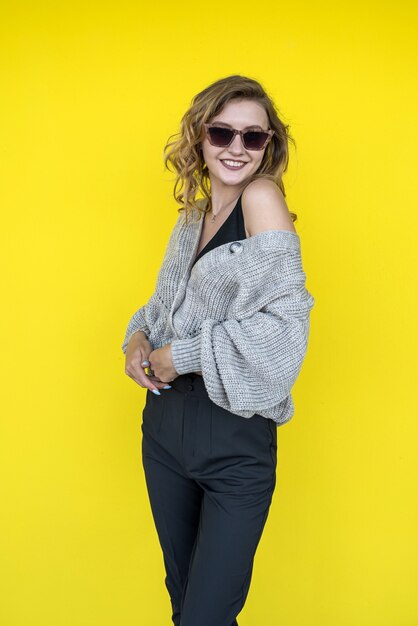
[0, 1, 417, 625]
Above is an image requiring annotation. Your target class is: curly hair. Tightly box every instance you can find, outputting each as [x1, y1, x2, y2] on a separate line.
[163, 74, 297, 224]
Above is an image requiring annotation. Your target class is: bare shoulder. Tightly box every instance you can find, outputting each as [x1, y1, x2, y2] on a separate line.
[241, 178, 297, 237]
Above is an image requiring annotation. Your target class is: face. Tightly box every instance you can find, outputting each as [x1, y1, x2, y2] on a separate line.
[201, 99, 270, 193]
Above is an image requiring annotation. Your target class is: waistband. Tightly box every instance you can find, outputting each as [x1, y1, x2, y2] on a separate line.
[169, 372, 210, 399]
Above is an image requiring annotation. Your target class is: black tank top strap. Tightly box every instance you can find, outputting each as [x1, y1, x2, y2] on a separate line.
[192, 192, 247, 267]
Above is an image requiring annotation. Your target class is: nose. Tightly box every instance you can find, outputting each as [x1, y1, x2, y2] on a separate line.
[228, 132, 246, 154]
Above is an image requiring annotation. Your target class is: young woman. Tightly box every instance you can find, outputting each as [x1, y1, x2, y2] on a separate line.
[122, 74, 315, 626]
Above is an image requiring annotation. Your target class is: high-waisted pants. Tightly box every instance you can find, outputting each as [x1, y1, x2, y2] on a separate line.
[141, 372, 278, 626]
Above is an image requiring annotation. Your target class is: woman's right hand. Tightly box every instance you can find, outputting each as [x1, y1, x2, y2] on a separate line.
[124, 331, 171, 394]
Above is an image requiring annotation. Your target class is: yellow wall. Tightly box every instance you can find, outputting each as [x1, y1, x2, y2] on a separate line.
[0, 2, 416, 625]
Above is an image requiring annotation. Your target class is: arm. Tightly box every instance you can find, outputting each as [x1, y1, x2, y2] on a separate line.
[121, 211, 185, 355]
[121, 305, 151, 355]
[170, 253, 315, 413]
[121, 289, 166, 355]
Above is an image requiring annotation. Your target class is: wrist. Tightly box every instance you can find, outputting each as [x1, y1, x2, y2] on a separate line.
[129, 329, 149, 344]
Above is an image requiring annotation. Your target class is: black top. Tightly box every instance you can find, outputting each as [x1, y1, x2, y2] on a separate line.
[192, 193, 247, 268]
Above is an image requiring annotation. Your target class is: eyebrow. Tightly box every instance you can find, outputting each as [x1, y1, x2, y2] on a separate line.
[211, 121, 265, 130]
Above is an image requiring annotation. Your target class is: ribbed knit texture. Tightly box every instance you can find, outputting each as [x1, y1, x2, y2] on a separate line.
[122, 202, 315, 426]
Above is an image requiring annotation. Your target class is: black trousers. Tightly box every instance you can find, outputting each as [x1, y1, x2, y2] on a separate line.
[141, 372, 278, 626]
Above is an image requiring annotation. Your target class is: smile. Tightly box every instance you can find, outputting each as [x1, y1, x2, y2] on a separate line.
[220, 159, 247, 170]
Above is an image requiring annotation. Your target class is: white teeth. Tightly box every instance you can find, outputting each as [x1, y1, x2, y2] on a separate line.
[222, 160, 245, 167]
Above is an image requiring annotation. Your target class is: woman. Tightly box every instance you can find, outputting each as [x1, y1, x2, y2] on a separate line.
[122, 74, 315, 626]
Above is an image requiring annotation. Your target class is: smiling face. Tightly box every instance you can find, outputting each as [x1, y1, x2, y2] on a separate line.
[201, 99, 270, 195]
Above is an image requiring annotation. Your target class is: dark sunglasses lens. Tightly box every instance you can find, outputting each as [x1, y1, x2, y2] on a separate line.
[208, 127, 234, 146]
[243, 131, 269, 150]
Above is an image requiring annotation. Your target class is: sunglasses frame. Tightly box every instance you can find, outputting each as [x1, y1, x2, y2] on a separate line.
[203, 122, 275, 151]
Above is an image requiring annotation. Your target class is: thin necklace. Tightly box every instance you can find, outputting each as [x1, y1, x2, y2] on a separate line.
[209, 195, 239, 223]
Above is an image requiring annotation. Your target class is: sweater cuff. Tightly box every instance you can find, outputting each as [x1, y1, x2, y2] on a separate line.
[170, 335, 202, 375]
[121, 327, 149, 355]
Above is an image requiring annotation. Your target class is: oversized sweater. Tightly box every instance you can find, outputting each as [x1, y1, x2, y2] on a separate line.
[121, 201, 315, 426]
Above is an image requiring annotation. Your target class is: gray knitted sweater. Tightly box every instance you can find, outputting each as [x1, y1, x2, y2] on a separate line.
[122, 203, 315, 426]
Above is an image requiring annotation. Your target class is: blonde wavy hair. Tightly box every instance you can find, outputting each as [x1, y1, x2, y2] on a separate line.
[163, 74, 297, 224]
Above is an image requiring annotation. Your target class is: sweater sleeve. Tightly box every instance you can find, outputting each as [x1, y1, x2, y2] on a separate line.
[170, 254, 315, 413]
[121, 211, 186, 355]
[121, 298, 152, 355]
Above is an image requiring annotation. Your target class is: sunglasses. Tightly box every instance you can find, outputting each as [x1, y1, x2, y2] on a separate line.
[204, 123, 275, 151]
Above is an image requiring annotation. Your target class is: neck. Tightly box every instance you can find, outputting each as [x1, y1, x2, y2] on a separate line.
[209, 179, 247, 215]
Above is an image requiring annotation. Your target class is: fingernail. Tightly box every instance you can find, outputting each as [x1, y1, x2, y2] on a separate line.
[142, 360, 150, 366]
[163, 385, 172, 389]
[151, 389, 161, 395]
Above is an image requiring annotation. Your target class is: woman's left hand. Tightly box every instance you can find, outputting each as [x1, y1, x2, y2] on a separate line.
[148, 344, 178, 383]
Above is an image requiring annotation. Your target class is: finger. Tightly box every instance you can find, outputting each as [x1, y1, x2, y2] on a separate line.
[147, 375, 172, 390]
[144, 366, 172, 389]
[126, 365, 170, 392]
